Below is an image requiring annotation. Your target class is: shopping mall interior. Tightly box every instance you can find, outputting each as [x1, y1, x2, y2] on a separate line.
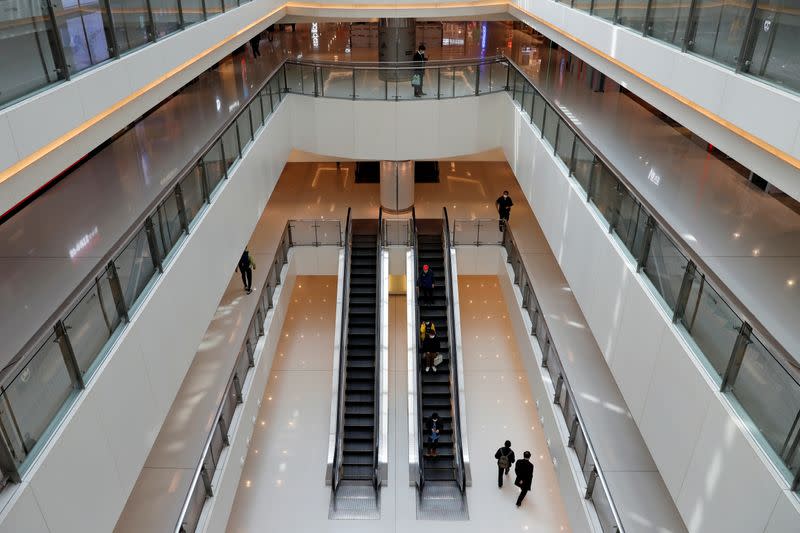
[0, 4, 799, 533]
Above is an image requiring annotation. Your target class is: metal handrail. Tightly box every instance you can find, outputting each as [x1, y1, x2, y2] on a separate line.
[504, 57, 797, 380]
[504, 227, 625, 532]
[372, 207, 383, 498]
[331, 208, 353, 498]
[285, 55, 506, 69]
[441, 207, 467, 493]
[3, 59, 289, 382]
[411, 207, 426, 493]
[174, 222, 291, 533]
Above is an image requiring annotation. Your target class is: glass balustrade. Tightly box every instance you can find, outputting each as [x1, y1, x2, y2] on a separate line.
[0, 0, 252, 108]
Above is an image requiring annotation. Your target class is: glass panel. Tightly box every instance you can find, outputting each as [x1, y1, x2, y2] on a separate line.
[221, 124, 239, 169]
[512, 71, 525, 106]
[614, 186, 644, 252]
[680, 277, 742, 376]
[63, 276, 121, 373]
[236, 346, 250, 387]
[321, 67, 354, 98]
[270, 73, 283, 103]
[180, 476, 208, 533]
[316, 220, 342, 245]
[521, 83, 533, 119]
[288, 220, 317, 245]
[180, 165, 205, 224]
[438, 67, 457, 99]
[572, 423, 589, 470]
[148, 0, 181, 37]
[743, 1, 800, 93]
[688, 0, 752, 67]
[107, 0, 152, 53]
[260, 89, 273, 120]
[205, 422, 225, 476]
[617, 0, 649, 31]
[642, 226, 689, 310]
[489, 61, 509, 92]
[571, 137, 594, 193]
[543, 104, 559, 148]
[0, 3, 62, 106]
[453, 64, 477, 97]
[203, 140, 226, 195]
[731, 335, 800, 480]
[589, 163, 618, 224]
[284, 63, 302, 93]
[478, 219, 504, 245]
[180, 0, 205, 25]
[236, 112, 252, 151]
[222, 378, 237, 426]
[54, 0, 113, 74]
[2, 332, 75, 460]
[590, 483, 618, 532]
[555, 119, 576, 168]
[573, 0, 593, 11]
[158, 190, 183, 252]
[114, 225, 157, 309]
[249, 98, 263, 134]
[593, 0, 618, 21]
[354, 68, 384, 99]
[453, 220, 479, 245]
[647, 0, 693, 46]
[532, 91, 546, 132]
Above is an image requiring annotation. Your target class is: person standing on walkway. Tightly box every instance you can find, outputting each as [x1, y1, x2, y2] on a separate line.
[412, 44, 428, 97]
[250, 33, 262, 58]
[237, 248, 255, 294]
[496, 190, 513, 231]
[514, 451, 534, 507]
[418, 263, 434, 305]
[495, 440, 516, 487]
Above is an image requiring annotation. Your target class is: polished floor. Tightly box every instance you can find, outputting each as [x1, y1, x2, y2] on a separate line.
[225, 284, 570, 532]
[1, 20, 797, 382]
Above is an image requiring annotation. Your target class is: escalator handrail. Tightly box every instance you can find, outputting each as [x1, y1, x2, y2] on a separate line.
[332, 207, 353, 496]
[372, 207, 383, 497]
[442, 207, 467, 493]
[411, 207, 426, 493]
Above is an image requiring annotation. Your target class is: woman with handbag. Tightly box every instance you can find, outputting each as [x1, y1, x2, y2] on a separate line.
[412, 44, 427, 97]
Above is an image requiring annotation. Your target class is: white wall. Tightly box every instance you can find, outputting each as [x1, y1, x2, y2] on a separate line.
[508, 1, 800, 202]
[0, 100, 292, 533]
[498, 92, 800, 533]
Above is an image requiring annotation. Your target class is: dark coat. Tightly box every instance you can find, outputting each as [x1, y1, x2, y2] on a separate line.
[495, 446, 516, 466]
[425, 416, 441, 435]
[421, 335, 439, 354]
[514, 458, 534, 490]
[419, 269, 434, 289]
[238, 251, 251, 271]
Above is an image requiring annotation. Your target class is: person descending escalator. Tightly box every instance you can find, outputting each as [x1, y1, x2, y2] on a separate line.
[425, 412, 441, 457]
[418, 264, 434, 305]
[421, 328, 440, 373]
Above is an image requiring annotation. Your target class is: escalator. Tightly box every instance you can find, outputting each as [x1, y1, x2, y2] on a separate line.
[330, 209, 385, 519]
[412, 208, 468, 520]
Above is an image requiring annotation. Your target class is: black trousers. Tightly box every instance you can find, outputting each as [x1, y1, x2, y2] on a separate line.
[499, 210, 510, 231]
[241, 267, 253, 290]
[498, 466, 509, 487]
[420, 286, 433, 303]
[516, 487, 529, 506]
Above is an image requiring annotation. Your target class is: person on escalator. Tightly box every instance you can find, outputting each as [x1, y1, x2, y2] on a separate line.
[420, 320, 436, 342]
[425, 412, 441, 457]
[421, 329, 440, 372]
[418, 264, 435, 305]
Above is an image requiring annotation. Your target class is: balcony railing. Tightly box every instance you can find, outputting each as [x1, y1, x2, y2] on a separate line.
[0, 0, 254, 109]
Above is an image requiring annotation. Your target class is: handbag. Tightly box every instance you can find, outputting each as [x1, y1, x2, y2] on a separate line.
[433, 353, 444, 366]
[411, 73, 422, 87]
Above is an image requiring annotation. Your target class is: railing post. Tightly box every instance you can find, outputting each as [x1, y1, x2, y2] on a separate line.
[475, 220, 482, 246]
[174, 183, 190, 234]
[0, 425, 20, 484]
[200, 465, 214, 496]
[352, 67, 357, 100]
[43, 0, 71, 81]
[232, 375, 243, 403]
[567, 416, 579, 447]
[721, 322, 752, 391]
[554, 374, 564, 405]
[672, 260, 696, 324]
[505, 63, 511, 91]
[584, 466, 598, 499]
[635, 215, 657, 272]
[218, 412, 230, 446]
[314, 66, 320, 97]
[198, 162, 210, 204]
[106, 260, 130, 322]
[541, 337, 550, 367]
[54, 320, 85, 389]
[144, 217, 163, 273]
[437, 67, 441, 99]
[101, 0, 121, 58]
[474, 64, 481, 96]
[313, 221, 320, 247]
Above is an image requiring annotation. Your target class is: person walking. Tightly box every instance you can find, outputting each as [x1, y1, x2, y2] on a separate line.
[250, 33, 262, 58]
[412, 44, 428, 97]
[266, 24, 275, 41]
[496, 190, 514, 231]
[514, 451, 534, 507]
[425, 412, 441, 457]
[495, 440, 516, 488]
[421, 329, 440, 372]
[236, 248, 256, 294]
[418, 264, 434, 305]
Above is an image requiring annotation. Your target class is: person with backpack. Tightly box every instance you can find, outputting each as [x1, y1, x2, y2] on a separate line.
[236, 248, 256, 294]
[514, 451, 534, 506]
[418, 264, 434, 305]
[495, 440, 516, 487]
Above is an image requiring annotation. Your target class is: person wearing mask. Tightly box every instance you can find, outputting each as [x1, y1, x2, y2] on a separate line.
[494, 440, 516, 488]
[425, 412, 441, 457]
[420, 320, 436, 342]
[421, 329, 440, 372]
[496, 190, 514, 231]
[412, 44, 428, 97]
[250, 33, 262, 58]
[514, 451, 534, 507]
[418, 264, 434, 305]
[236, 248, 256, 294]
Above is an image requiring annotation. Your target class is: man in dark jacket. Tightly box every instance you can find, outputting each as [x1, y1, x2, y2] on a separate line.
[514, 451, 534, 506]
[425, 412, 441, 457]
[412, 44, 427, 97]
[236, 248, 255, 294]
[418, 264, 434, 305]
[496, 190, 513, 231]
[494, 440, 516, 487]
